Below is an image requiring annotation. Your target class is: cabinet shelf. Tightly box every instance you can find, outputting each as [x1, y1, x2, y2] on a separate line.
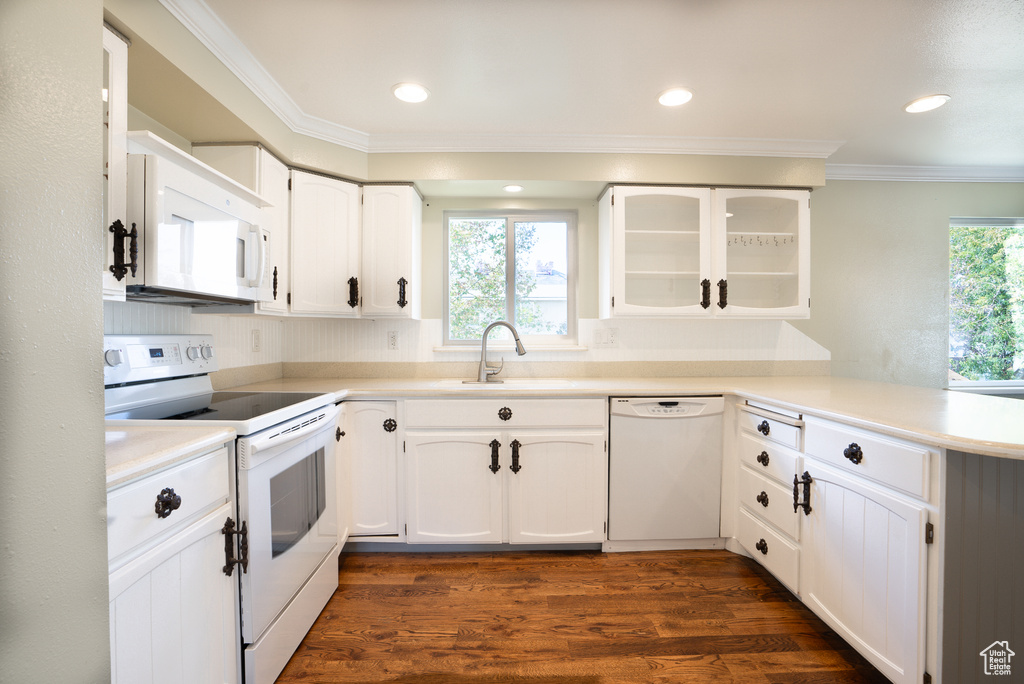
[625, 270, 701, 277]
[727, 271, 798, 278]
[624, 229, 700, 237]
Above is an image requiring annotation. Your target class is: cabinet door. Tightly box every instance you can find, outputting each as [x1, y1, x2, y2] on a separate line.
[347, 401, 399, 536]
[256, 149, 291, 313]
[336, 405, 353, 546]
[102, 27, 129, 301]
[289, 170, 360, 316]
[406, 432, 503, 543]
[507, 431, 607, 543]
[605, 186, 712, 317]
[801, 459, 926, 684]
[109, 504, 240, 684]
[361, 185, 421, 318]
[712, 188, 809, 318]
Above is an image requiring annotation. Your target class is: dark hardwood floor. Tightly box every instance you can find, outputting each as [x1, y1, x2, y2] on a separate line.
[275, 550, 891, 684]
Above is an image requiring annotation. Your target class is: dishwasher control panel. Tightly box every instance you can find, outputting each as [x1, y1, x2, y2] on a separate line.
[610, 396, 724, 418]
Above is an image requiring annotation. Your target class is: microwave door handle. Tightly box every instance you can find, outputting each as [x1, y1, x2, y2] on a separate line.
[249, 226, 267, 288]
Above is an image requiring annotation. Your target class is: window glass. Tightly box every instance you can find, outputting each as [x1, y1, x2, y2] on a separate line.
[445, 211, 576, 344]
[949, 218, 1024, 383]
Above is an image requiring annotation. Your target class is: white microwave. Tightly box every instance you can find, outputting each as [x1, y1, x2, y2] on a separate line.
[125, 131, 272, 306]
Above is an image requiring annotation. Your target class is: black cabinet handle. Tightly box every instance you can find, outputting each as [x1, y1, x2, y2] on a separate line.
[510, 439, 522, 474]
[792, 471, 813, 515]
[756, 491, 769, 508]
[221, 517, 248, 576]
[755, 538, 768, 555]
[383, 418, 397, 433]
[717, 278, 728, 309]
[757, 420, 770, 436]
[498, 407, 512, 421]
[272, 266, 279, 300]
[756, 451, 770, 466]
[347, 276, 359, 308]
[700, 279, 711, 309]
[109, 220, 138, 281]
[489, 439, 501, 473]
[336, 427, 345, 441]
[155, 487, 181, 519]
[397, 277, 408, 308]
[844, 443, 864, 465]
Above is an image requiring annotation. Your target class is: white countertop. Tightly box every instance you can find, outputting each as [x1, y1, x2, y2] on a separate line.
[226, 375, 1024, 460]
[105, 425, 235, 489]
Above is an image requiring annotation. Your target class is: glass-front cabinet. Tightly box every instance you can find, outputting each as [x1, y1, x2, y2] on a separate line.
[714, 188, 809, 317]
[599, 185, 809, 319]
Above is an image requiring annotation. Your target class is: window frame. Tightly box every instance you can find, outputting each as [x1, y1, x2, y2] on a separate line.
[948, 216, 1024, 395]
[442, 209, 578, 347]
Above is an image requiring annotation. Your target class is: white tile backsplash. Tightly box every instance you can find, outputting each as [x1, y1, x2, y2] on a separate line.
[104, 300, 829, 370]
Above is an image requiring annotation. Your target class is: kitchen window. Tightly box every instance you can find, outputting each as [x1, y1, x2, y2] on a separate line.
[949, 217, 1024, 395]
[443, 210, 577, 346]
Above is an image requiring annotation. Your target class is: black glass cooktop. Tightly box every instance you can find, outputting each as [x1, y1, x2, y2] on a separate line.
[107, 391, 328, 422]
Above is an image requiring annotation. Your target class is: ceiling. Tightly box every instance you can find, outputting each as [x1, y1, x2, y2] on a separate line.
[160, 0, 1024, 179]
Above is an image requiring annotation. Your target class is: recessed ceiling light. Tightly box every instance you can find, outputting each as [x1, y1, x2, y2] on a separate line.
[904, 94, 950, 113]
[658, 87, 693, 107]
[392, 83, 429, 103]
[503, 184, 524, 193]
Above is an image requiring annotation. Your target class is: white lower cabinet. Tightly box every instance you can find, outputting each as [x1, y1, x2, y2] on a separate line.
[801, 459, 927, 684]
[107, 443, 239, 684]
[343, 401, 400, 537]
[404, 399, 607, 544]
[801, 419, 934, 684]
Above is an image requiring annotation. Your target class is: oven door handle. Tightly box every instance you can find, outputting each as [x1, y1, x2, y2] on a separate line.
[239, 403, 341, 467]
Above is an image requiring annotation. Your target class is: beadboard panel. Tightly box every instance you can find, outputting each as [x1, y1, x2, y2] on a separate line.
[104, 302, 828, 372]
[103, 301, 285, 370]
[943, 451, 1024, 684]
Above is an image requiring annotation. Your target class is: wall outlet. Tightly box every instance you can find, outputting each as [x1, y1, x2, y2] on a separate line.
[607, 328, 619, 347]
[387, 330, 398, 351]
[251, 329, 261, 352]
[594, 328, 619, 348]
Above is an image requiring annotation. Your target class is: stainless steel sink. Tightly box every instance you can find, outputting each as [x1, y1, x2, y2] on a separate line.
[430, 378, 577, 389]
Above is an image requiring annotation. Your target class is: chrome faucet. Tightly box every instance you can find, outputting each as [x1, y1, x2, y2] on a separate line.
[468, 321, 526, 383]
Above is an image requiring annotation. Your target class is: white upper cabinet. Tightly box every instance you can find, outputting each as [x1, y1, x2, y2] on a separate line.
[289, 170, 361, 316]
[599, 186, 810, 319]
[360, 185, 422, 319]
[193, 144, 291, 314]
[713, 188, 810, 318]
[102, 26, 129, 301]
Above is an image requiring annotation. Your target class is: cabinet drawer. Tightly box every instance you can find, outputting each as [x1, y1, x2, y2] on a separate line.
[738, 466, 800, 540]
[738, 408, 801, 450]
[107, 446, 231, 564]
[405, 399, 606, 429]
[737, 433, 799, 487]
[804, 419, 931, 499]
[737, 507, 799, 594]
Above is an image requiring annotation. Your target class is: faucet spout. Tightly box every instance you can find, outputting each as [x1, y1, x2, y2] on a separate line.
[472, 321, 526, 383]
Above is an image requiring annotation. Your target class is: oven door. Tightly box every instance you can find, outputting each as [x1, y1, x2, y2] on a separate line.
[128, 154, 269, 302]
[236, 403, 339, 643]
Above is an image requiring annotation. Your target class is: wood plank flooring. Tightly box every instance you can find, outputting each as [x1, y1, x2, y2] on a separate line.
[275, 550, 891, 684]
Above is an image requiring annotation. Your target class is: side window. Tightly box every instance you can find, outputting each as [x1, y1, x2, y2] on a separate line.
[949, 218, 1024, 386]
[444, 211, 577, 345]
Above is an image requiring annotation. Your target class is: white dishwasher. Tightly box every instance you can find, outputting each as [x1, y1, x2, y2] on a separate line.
[608, 396, 724, 542]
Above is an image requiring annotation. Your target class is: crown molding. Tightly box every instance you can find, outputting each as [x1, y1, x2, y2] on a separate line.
[826, 163, 1024, 183]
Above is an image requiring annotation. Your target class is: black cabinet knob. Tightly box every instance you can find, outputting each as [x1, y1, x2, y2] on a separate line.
[155, 487, 181, 519]
[756, 491, 769, 508]
[757, 420, 770, 436]
[755, 538, 768, 555]
[844, 443, 864, 465]
[756, 451, 770, 466]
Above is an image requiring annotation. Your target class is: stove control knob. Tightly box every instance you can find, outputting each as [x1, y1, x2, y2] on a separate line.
[104, 348, 125, 367]
[186, 346, 201, 361]
[201, 345, 214, 360]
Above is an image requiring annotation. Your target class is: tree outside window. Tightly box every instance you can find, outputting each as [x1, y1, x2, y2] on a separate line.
[949, 219, 1024, 382]
[445, 212, 575, 344]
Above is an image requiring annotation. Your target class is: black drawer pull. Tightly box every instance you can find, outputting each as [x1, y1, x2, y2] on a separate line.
[489, 439, 501, 473]
[155, 487, 181, 519]
[756, 451, 770, 466]
[844, 443, 864, 465]
[755, 538, 768, 555]
[757, 420, 770, 436]
[498, 406, 512, 421]
[756, 491, 769, 508]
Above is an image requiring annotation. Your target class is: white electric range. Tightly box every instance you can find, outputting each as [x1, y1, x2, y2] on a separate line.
[104, 334, 341, 684]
